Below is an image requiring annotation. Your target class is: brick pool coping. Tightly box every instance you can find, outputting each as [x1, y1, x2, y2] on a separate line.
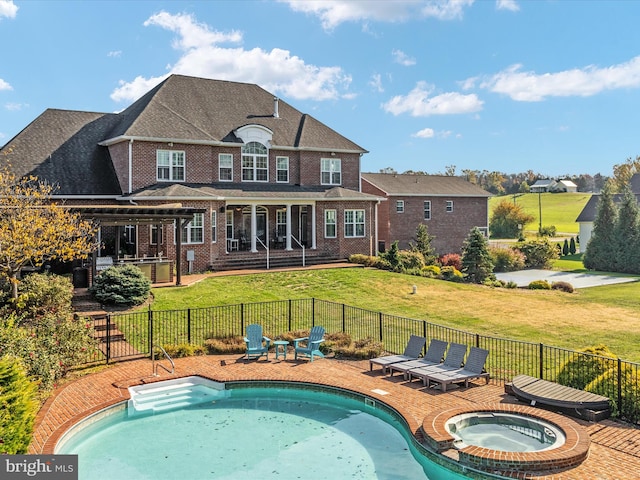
[422, 404, 590, 475]
[31, 355, 640, 479]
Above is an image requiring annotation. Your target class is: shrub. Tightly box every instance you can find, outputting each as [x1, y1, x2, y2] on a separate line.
[204, 334, 245, 354]
[440, 266, 464, 282]
[587, 365, 638, 420]
[9, 273, 74, 320]
[538, 225, 557, 237]
[325, 333, 383, 359]
[551, 281, 574, 293]
[422, 265, 441, 277]
[348, 254, 381, 267]
[439, 253, 462, 271]
[157, 343, 206, 359]
[89, 264, 151, 306]
[397, 250, 425, 271]
[0, 357, 39, 454]
[516, 238, 558, 269]
[555, 345, 617, 390]
[489, 247, 526, 272]
[528, 279, 551, 290]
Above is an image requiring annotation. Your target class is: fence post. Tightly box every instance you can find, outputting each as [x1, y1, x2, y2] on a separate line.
[288, 299, 292, 332]
[617, 359, 623, 419]
[312, 298, 315, 327]
[187, 308, 192, 344]
[342, 303, 346, 332]
[148, 309, 154, 359]
[106, 314, 111, 364]
[539, 343, 544, 379]
[379, 312, 383, 342]
[240, 303, 245, 334]
[475, 333, 480, 348]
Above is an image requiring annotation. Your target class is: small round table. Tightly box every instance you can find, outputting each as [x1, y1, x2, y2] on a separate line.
[274, 340, 289, 360]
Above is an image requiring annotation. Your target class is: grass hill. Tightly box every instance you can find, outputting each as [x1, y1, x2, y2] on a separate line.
[489, 192, 591, 235]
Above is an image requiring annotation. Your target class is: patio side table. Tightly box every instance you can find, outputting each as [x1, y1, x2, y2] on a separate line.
[274, 340, 289, 360]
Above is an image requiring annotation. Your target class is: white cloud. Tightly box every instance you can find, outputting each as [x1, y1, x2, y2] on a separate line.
[412, 128, 435, 138]
[496, 0, 519, 12]
[107, 50, 122, 58]
[0, 78, 12, 91]
[383, 81, 483, 116]
[5, 102, 26, 111]
[112, 11, 352, 103]
[0, 0, 18, 19]
[479, 57, 640, 101]
[392, 49, 416, 67]
[369, 74, 384, 93]
[282, 0, 474, 30]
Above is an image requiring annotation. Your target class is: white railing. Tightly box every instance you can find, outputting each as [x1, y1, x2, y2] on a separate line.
[290, 235, 306, 267]
[255, 236, 269, 269]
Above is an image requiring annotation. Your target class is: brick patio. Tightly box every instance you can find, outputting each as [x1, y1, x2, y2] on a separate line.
[31, 354, 640, 479]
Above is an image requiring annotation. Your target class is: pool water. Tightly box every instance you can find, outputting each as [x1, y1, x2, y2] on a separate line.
[57, 385, 469, 480]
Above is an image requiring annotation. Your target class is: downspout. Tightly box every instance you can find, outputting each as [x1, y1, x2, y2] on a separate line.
[128, 139, 133, 194]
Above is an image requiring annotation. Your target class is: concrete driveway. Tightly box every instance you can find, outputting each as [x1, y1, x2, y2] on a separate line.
[495, 269, 639, 289]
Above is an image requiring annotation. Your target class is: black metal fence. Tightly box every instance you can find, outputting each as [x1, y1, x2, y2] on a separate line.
[81, 298, 640, 423]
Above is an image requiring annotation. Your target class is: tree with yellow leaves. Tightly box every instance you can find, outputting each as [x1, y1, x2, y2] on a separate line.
[0, 163, 98, 299]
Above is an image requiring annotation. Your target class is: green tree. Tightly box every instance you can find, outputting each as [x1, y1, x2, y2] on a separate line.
[0, 164, 98, 298]
[461, 227, 494, 284]
[584, 181, 618, 271]
[410, 224, 436, 265]
[562, 239, 569, 256]
[612, 156, 640, 193]
[569, 237, 577, 255]
[0, 357, 39, 454]
[613, 186, 640, 273]
[489, 199, 535, 238]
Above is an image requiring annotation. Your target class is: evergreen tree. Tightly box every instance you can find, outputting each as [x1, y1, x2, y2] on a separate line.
[410, 224, 436, 265]
[614, 186, 640, 273]
[583, 181, 617, 271]
[461, 227, 494, 284]
[569, 237, 577, 255]
[562, 239, 569, 256]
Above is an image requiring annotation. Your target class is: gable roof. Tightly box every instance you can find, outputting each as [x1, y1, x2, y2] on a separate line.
[575, 193, 640, 222]
[531, 179, 555, 187]
[559, 180, 577, 188]
[361, 173, 491, 197]
[1, 74, 367, 196]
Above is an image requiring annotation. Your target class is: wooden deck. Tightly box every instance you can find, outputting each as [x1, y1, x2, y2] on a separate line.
[508, 374, 611, 421]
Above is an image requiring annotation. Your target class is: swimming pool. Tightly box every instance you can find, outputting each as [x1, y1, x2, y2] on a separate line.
[56, 380, 472, 480]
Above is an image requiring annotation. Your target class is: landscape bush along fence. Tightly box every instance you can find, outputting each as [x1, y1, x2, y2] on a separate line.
[81, 298, 640, 423]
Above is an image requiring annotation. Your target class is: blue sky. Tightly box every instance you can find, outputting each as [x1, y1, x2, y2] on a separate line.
[2, 0, 640, 177]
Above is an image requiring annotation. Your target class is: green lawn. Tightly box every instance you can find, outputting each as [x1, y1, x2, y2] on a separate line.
[489, 192, 591, 235]
[150, 266, 640, 363]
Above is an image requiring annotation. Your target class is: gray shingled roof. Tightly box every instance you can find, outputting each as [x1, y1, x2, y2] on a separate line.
[361, 173, 491, 197]
[1, 74, 367, 197]
[575, 193, 640, 222]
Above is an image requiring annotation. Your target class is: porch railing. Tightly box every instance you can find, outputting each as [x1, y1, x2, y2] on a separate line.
[79, 298, 640, 424]
[290, 234, 305, 267]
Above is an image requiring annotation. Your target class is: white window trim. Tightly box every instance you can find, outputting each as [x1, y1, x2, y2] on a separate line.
[325, 209, 337, 238]
[321, 158, 341, 185]
[446, 200, 454, 213]
[344, 209, 365, 238]
[424, 201, 431, 221]
[219, 153, 233, 182]
[157, 150, 185, 182]
[242, 142, 268, 182]
[178, 213, 204, 244]
[211, 211, 217, 243]
[276, 156, 289, 183]
[396, 200, 404, 213]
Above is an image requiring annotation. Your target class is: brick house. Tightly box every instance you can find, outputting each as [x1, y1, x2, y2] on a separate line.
[361, 173, 491, 255]
[1, 74, 382, 281]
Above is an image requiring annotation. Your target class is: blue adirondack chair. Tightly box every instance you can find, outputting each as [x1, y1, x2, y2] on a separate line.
[244, 324, 271, 360]
[293, 326, 325, 362]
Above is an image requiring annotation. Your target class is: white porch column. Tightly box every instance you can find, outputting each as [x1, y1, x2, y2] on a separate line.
[250, 204, 258, 252]
[285, 204, 293, 250]
[311, 202, 317, 250]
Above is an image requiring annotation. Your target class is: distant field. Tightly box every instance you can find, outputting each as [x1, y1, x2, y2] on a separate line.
[489, 192, 591, 235]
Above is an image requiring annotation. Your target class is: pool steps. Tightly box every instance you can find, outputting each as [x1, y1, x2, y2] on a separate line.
[128, 376, 228, 416]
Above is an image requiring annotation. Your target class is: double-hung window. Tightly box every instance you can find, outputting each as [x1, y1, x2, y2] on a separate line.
[242, 142, 268, 182]
[446, 200, 454, 212]
[321, 158, 341, 185]
[219, 154, 233, 181]
[325, 209, 337, 238]
[150, 225, 163, 245]
[180, 213, 204, 244]
[396, 200, 404, 213]
[157, 150, 185, 181]
[344, 209, 365, 237]
[424, 201, 431, 220]
[276, 156, 289, 182]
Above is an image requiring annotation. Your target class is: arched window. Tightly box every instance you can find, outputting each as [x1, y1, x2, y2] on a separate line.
[242, 141, 268, 182]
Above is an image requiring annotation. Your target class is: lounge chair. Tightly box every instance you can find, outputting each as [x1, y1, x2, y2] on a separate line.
[418, 346, 490, 392]
[406, 342, 468, 385]
[369, 335, 426, 373]
[244, 324, 271, 360]
[386, 339, 448, 378]
[294, 326, 325, 362]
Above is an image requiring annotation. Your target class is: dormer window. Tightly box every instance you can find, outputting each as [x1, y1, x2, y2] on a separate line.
[242, 141, 268, 182]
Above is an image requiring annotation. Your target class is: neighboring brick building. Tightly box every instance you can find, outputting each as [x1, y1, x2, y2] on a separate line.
[361, 173, 491, 256]
[1, 75, 382, 279]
